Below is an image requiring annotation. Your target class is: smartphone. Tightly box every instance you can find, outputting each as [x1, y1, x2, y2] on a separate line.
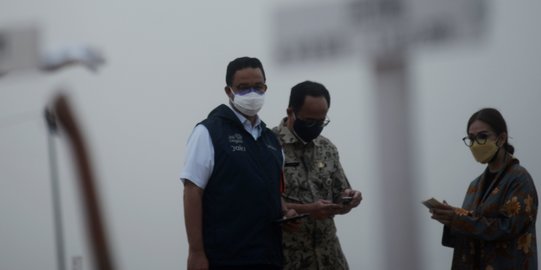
[341, 196, 353, 205]
[422, 198, 445, 209]
[274, 213, 309, 224]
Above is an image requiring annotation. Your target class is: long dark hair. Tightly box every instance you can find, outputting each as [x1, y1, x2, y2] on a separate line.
[467, 108, 515, 154]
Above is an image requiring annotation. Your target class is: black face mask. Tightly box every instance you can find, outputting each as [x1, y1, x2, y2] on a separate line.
[293, 118, 324, 143]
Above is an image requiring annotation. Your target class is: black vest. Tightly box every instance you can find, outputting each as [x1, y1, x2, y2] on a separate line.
[200, 104, 283, 266]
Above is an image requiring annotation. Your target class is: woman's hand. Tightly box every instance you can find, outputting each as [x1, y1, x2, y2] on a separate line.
[430, 201, 457, 225]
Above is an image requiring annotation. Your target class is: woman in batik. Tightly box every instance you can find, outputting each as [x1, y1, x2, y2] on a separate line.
[430, 108, 537, 269]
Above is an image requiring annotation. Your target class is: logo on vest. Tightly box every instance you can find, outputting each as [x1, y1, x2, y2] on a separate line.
[229, 133, 246, 152]
[266, 144, 278, 151]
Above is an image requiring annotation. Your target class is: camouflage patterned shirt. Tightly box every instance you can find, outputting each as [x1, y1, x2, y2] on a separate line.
[273, 118, 350, 270]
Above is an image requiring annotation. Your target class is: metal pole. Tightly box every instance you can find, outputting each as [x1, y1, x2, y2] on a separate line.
[373, 52, 420, 270]
[45, 108, 66, 270]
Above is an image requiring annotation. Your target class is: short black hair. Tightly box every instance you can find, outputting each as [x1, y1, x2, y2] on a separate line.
[288, 81, 331, 112]
[225, 57, 266, 86]
[467, 107, 514, 154]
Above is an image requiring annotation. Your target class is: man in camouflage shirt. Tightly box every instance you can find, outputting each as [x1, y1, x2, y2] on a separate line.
[273, 81, 362, 270]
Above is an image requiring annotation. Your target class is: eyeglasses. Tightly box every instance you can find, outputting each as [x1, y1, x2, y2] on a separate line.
[462, 131, 495, 147]
[230, 83, 267, 95]
[295, 114, 330, 128]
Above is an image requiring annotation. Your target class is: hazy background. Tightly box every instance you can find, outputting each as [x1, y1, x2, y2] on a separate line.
[1, 0, 540, 269]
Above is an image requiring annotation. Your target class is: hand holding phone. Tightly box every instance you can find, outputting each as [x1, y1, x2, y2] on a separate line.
[274, 213, 309, 224]
[422, 197, 446, 209]
[341, 196, 353, 205]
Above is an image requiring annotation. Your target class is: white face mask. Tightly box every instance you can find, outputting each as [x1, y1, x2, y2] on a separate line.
[230, 91, 265, 116]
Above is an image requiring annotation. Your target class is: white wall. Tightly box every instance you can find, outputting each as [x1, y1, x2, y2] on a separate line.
[1, 0, 540, 270]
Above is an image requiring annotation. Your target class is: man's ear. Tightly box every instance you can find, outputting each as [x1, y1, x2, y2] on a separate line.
[224, 86, 233, 98]
[285, 108, 295, 126]
[286, 107, 294, 118]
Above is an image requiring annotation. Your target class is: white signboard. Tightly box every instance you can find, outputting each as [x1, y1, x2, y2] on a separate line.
[272, 0, 487, 64]
[272, 2, 357, 65]
[406, 0, 487, 46]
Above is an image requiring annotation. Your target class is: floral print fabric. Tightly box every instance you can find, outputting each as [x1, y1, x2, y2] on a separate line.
[443, 157, 538, 270]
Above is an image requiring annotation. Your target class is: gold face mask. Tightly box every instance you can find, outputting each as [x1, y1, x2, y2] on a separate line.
[470, 139, 499, 164]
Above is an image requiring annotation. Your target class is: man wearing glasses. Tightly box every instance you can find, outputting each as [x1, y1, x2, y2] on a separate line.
[272, 81, 362, 270]
[181, 57, 295, 270]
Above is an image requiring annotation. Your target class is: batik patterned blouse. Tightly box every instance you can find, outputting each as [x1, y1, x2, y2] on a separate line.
[443, 157, 538, 270]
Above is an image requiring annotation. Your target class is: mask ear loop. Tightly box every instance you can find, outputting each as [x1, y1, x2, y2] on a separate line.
[226, 86, 235, 99]
[227, 87, 237, 113]
[489, 134, 506, 164]
[501, 134, 513, 163]
[290, 113, 309, 144]
[488, 144, 501, 164]
[227, 87, 240, 110]
[505, 135, 514, 156]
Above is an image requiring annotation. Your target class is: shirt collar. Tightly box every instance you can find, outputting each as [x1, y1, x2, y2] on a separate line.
[228, 103, 262, 128]
[275, 117, 321, 146]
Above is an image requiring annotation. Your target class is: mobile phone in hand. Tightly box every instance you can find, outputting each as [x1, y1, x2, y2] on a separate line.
[422, 197, 445, 209]
[274, 213, 309, 224]
[341, 196, 353, 205]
